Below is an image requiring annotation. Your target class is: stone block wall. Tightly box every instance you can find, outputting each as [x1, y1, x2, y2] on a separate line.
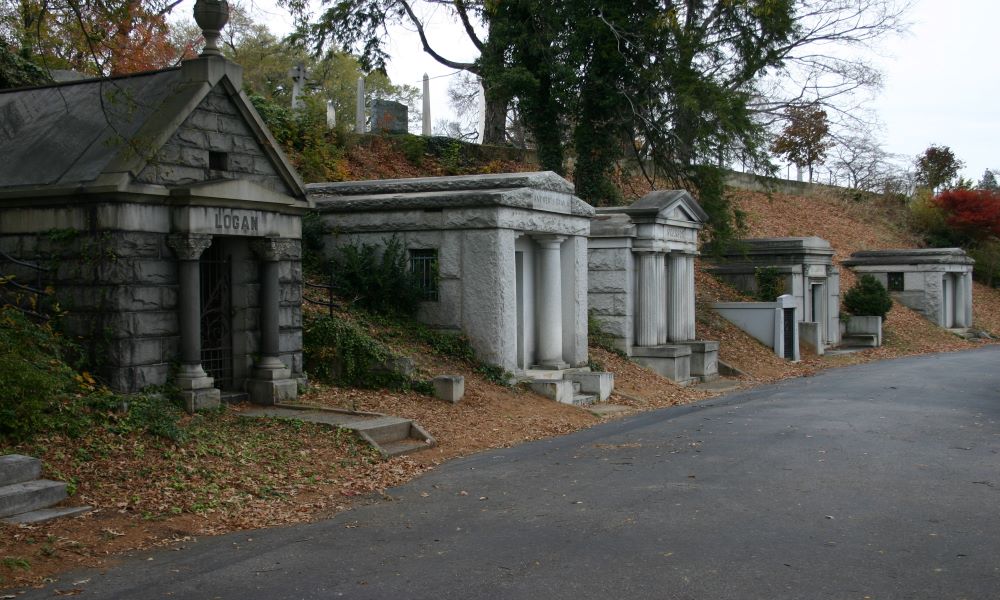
[586, 244, 634, 353]
[0, 228, 179, 391]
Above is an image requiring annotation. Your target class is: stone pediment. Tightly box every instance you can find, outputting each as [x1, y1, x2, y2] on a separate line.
[168, 179, 308, 209]
[595, 189, 708, 226]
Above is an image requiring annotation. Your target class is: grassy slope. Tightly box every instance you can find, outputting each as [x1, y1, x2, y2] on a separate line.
[4, 142, 999, 589]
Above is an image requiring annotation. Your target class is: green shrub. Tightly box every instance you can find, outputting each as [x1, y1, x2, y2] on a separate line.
[331, 237, 424, 316]
[0, 307, 185, 443]
[843, 274, 893, 319]
[754, 266, 786, 302]
[303, 315, 411, 389]
[0, 308, 79, 442]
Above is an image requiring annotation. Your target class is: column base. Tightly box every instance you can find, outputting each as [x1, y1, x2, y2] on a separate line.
[672, 341, 720, 382]
[180, 387, 221, 413]
[531, 360, 569, 370]
[246, 378, 298, 405]
[631, 345, 694, 386]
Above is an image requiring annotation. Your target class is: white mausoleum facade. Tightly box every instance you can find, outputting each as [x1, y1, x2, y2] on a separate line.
[588, 190, 718, 383]
[707, 237, 841, 352]
[843, 248, 974, 329]
[308, 172, 593, 374]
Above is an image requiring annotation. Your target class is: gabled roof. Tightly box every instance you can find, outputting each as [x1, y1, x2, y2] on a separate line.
[0, 56, 305, 200]
[595, 189, 709, 224]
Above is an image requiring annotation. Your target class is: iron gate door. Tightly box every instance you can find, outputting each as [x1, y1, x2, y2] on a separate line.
[200, 243, 233, 390]
[783, 307, 796, 360]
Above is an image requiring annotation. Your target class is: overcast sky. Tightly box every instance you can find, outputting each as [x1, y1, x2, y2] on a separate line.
[180, 0, 997, 182]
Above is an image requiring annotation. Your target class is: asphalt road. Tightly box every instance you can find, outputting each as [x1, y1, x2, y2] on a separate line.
[17, 347, 1000, 599]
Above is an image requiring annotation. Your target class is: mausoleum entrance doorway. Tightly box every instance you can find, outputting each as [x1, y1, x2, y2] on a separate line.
[201, 241, 234, 391]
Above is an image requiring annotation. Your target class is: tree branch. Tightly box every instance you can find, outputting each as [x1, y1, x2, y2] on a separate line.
[399, 0, 477, 72]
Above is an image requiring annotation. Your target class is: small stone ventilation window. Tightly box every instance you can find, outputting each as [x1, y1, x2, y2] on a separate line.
[409, 249, 439, 301]
[209, 151, 229, 171]
[888, 272, 904, 291]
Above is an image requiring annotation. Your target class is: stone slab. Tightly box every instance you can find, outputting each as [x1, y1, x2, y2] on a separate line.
[566, 372, 615, 402]
[0, 480, 67, 519]
[0, 454, 41, 488]
[3, 505, 92, 525]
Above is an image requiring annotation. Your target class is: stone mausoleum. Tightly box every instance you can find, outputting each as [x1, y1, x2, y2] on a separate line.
[0, 50, 309, 409]
[588, 190, 718, 383]
[706, 237, 841, 353]
[842, 248, 974, 329]
[309, 172, 592, 374]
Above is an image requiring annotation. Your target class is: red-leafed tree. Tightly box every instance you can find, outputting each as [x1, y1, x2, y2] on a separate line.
[933, 189, 1000, 242]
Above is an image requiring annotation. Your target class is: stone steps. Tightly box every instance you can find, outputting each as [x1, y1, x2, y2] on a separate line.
[0, 455, 91, 524]
[526, 369, 614, 406]
[239, 404, 435, 459]
[840, 333, 879, 348]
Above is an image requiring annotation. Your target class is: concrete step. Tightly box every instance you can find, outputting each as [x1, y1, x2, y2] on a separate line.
[3, 505, 92, 525]
[240, 405, 436, 459]
[570, 393, 597, 406]
[0, 479, 67, 519]
[0, 454, 41, 488]
[352, 417, 414, 445]
[841, 334, 879, 348]
[379, 438, 434, 458]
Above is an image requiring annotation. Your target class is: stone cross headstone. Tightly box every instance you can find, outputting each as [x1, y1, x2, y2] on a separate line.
[355, 77, 366, 133]
[289, 62, 307, 110]
[326, 100, 336, 128]
[422, 73, 431, 136]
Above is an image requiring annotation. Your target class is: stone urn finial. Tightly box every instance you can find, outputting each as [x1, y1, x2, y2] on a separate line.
[194, 0, 230, 57]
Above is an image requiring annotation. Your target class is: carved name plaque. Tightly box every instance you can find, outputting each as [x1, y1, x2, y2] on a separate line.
[215, 210, 260, 233]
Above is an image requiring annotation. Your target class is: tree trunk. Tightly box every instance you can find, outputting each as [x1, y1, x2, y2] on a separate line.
[481, 79, 508, 146]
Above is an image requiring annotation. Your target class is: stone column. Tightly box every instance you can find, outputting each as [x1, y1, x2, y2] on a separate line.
[168, 233, 220, 412]
[634, 251, 662, 347]
[247, 238, 298, 405]
[422, 73, 432, 136]
[657, 254, 668, 345]
[668, 252, 689, 342]
[355, 76, 366, 133]
[684, 254, 697, 340]
[533, 235, 568, 369]
[964, 272, 974, 328]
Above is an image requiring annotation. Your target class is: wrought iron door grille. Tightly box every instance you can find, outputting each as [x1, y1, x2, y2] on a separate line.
[200, 244, 233, 390]
[409, 249, 439, 301]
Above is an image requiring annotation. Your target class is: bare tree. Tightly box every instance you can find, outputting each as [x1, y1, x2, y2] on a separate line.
[751, 0, 912, 131]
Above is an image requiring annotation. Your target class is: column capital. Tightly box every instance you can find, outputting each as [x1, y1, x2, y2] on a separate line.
[531, 234, 567, 248]
[168, 233, 213, 260]
[633, 248, 665, 256]
[251, 237, 298, 261]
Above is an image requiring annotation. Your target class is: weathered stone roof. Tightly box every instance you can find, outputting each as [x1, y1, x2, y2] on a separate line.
[716, 236, 833, 256]
[308, 171, 594, 217]
[595, 189, 709, 224]
[0, 56, 305, 199]
[590, 213, 636, 238]
[843, 248, 974, 267]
